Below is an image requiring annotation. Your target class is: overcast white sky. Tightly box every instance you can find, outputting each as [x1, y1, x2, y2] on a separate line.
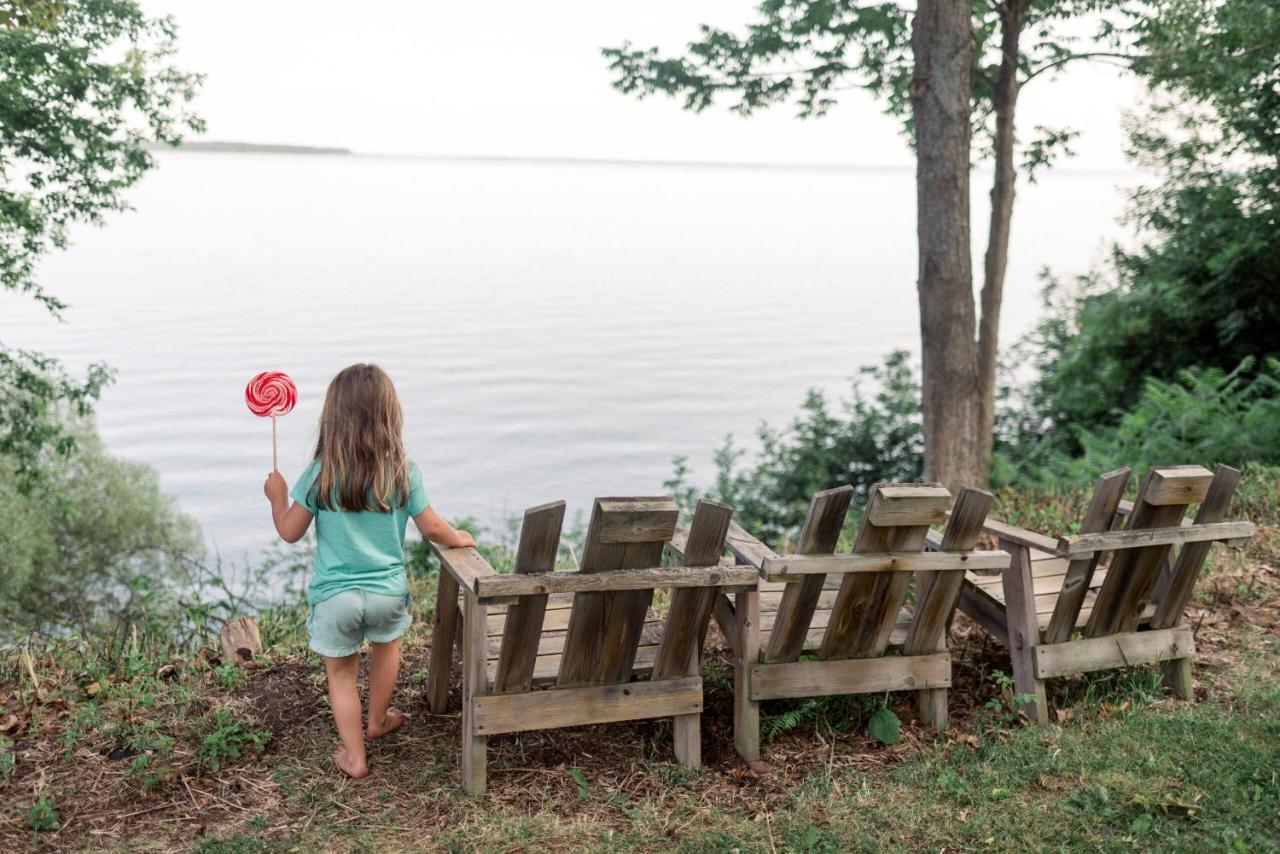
[144, 1, 1143, 169]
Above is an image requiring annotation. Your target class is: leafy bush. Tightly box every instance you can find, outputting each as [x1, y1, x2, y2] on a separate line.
[667, 351, 923, 543]
[0, 423, 203, 639]
[1001, 358, 1280, 484]
[197, 708, 271, 773]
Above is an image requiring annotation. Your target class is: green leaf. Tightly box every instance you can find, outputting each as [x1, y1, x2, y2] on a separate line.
[867, 707, 901, 745]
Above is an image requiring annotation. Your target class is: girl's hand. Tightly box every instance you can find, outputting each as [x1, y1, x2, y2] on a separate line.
[455, 530, 477, 549]
[264, 471, 288, 507]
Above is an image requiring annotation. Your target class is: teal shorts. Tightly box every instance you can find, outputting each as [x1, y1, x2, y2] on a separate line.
[308, 589, 412, 658]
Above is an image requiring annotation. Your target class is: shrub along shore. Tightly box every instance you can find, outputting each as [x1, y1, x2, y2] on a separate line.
[2, 469, 1277, 850]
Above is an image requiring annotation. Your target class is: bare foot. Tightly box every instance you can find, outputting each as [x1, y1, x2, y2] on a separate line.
[333, 746, 369, 779]
[366, 707, 405, 740]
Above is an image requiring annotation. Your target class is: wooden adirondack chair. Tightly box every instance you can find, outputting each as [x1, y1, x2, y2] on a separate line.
[956, 464, 1254, 723]
[425, 496, 752, 794]
[693, 482, 1004, 762]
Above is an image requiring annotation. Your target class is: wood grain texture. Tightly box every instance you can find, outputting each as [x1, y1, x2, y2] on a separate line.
[820, 484, 942, 660]
[903, 486, 992, 656]
[493, 501, 565, 695]
[471, 676, 703, 735]
[1152, 464, 1243, 629]
[1000, 540, 1048, 723]
[557, 499, 628, 687]
[1057, 520, 1252, 559]
[724, 521, 780, 570]
[654, 500, 733, 679]
[1085, 469, 1192, 637]
[475, 564, 757, 598]
[595, 497, 679, 543]
[1044, 468, 1130, 644]
[763, 486, 853, 663]
[749, 653, 952, 701]
[865, 484, 952, 527]
[432, 544, 498, 593]
[734, 588, 761, 761]
[977, 517, 1061, 555]
[1144, 465, 1214, 506]
[427, 568, 460, 713]
[1033, 626, 1195, 679]
[760, 549, 1007, 580]
[461, 596, 488, 795]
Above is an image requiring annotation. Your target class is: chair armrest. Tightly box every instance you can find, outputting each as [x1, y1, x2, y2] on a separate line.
[980, 516, 1061, 555]
[430, 542, 497, 598]
[724, 521, 779, 572]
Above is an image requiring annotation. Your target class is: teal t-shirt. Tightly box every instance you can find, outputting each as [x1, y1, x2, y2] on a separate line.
[290, 460, 430, 606]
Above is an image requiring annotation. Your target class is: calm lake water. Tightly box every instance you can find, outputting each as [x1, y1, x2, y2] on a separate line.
[7, 152, 1131, 561]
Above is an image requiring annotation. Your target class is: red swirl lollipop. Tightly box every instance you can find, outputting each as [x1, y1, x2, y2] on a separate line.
[245, 371, 297, 470]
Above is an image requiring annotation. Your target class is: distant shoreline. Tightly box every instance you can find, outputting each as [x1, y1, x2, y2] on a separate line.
[158, 140, 353, 156]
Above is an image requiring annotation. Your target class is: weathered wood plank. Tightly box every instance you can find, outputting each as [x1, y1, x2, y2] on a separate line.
[763, 486, 853, 663]
[1152, 464, 1243, 628]
[494, 501, 565, 695]
[595, 539, 665, 684]
[734, 588, 761, 761]
[475, 564, 758, 599]
[760, 548, 1007, 580]
[461, 596, 488, 795]
[1057, 520, 1253, 559]
[1144, 465, 1214, 506]
[1001, 540, 1048, 723]
[556, 499, 627, 687]
[432, 544, 498, 593]
[428, 567, 461, 713]
[655, 500, 734, 680]
[978, 517, 1061, 555]
[904, 487, 992, 656]
[820, 484, 938, 660]
[595, 497, 679, 543]
[749, 653, 951, 701]
[1044, 468, 1131, 644]
[724, 521, 779, 570]
[866, 484, 952, 527]
[471, 676, 703, 735]
[1034, 626, 1195, 679]
[1086, 469, 1192, 637]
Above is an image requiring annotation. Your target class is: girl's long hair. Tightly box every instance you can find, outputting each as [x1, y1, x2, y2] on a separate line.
[311, 363, 410, 512]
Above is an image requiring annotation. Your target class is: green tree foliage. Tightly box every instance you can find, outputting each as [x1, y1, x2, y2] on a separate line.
[0, 423, 203, 637]
[669, 351, 923, 542]
[1, 0, 202, 486]
[1007, 0, 1280, 459]
[603, 0, 1125, 171]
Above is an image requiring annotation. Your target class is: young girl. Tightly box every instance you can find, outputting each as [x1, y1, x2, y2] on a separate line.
[263, 363, 475, 778]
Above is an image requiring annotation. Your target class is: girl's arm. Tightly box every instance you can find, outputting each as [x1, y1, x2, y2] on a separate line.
[412, 505, 476, 549]
[264, 471, 313, 543]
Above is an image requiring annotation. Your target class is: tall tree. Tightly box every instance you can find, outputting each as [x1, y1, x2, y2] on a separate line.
[0, 0, 202, 487]
[913, 0, 979, 487]
[605, 0, 1134, 487]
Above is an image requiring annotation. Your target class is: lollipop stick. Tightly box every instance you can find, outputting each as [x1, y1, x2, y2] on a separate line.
[272, 413, 278, 472]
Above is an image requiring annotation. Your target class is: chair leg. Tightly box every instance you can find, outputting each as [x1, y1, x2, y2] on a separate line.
[673, 713, 701, 768]
[461, 596, 488, 795]
[918, 688, 948, 731]
[1001, 540, 1048, 724]
[1163, 656, 1194, 700]
[733, 589, 761, 762]
[427, 570, 460, 714]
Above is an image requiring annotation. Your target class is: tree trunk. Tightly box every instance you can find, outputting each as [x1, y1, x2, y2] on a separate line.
[976, 0, 1025, 486]
[911, 0, 981, 493]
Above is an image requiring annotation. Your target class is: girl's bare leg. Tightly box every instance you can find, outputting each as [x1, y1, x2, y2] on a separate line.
[324, 653, 369, 777]
[366, 639, 404, 739]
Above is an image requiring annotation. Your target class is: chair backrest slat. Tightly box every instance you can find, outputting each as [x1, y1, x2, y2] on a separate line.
[557, 497, 678, 687]
[820, 483, 949, 660]
[902, 487, 992, 655]
[1085, 466, 1213, 637]
[654, 500, 734, 679]
[761, 486, 853, 664]
[493, 501, 566, 694]
[1151, 464, 1241, 629]
[1043, 468, 1131, 644]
